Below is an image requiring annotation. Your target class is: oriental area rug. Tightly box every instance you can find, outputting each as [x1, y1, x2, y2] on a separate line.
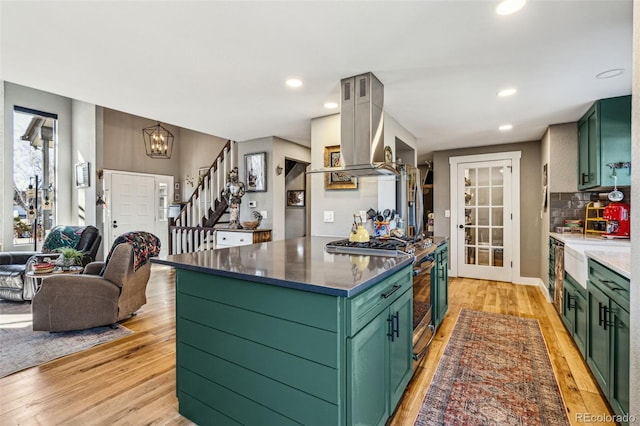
[0, 301, 132, 378]
[415, 309, 570, 426]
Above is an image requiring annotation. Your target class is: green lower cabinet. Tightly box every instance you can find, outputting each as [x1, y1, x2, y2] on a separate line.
[561, 273, 587, 357]
[347, 288, 413, 426]
[610, 301, 630, 420]
[586, 259, 630, 424]
[587, 280, 612, 395]
[347, 311, 389, 426]
[432, 242, 449, 329]
[175, 265, 413, 426]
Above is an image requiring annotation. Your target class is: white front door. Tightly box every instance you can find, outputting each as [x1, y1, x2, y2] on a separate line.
[109, 173, 156, 246]
[451, 155, 519, 282]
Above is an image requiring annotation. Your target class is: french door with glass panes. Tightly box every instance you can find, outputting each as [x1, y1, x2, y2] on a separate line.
[456, 159, 512, 282]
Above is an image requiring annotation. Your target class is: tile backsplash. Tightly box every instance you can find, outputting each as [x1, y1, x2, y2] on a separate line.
[549, 189, 631, 232]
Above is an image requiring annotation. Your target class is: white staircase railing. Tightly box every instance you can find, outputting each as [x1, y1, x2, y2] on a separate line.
[169, 140, 235, 254]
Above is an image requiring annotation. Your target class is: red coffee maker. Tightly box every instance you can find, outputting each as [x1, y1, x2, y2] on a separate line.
[603, 202, 631, 238]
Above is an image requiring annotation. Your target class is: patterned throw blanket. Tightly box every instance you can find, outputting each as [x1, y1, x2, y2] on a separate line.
[41, 226, 85, 253]
[104, 231, 161, 272]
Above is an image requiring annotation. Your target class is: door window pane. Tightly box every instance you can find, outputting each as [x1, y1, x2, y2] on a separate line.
[491, 167, 504, 185]
[477, 208, 489, 226]
[477, 168, 490, 186]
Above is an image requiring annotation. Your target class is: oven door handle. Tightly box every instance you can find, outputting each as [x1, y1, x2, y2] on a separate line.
[413, 262, 434, 277]
[412, 324, 436, 361]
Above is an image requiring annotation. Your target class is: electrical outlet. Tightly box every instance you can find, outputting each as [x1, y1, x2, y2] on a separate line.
[359, 210, 367, 221]
[324, 211, 334, 223]
[260, 210, 267, 219]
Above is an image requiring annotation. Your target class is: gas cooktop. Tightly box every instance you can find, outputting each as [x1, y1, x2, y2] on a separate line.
[325, 236, 430, 257]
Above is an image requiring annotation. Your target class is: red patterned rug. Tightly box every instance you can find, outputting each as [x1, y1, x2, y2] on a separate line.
[415, 309, 570, 426]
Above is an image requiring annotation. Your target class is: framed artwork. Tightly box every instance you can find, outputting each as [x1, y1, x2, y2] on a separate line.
[287, 190, 305, 207]
[75, 162, 90, 188]
[245, 152, 267, 192]
[324, 145, 357, 190]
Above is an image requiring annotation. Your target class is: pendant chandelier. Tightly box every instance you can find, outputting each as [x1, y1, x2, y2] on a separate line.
[143, 122, 174, 159]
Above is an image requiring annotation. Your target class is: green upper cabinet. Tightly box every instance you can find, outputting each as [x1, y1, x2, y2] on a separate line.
[577, 95, 631, 190]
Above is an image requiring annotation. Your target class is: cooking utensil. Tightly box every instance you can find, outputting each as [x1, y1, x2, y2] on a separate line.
[366, 208, 377, 220]
[608, 173, 624, 202]
[383, 209, 391, 220]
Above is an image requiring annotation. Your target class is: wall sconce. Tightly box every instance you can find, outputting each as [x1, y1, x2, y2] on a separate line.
[275, 165, 283, 176]
[96, 192, 107, 207]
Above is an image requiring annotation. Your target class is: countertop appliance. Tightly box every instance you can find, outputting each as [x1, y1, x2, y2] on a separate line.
[325, 236, 437, 373]
[603, 202, 630, 238]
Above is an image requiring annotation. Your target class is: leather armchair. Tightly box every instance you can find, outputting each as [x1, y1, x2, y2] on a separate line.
[32, 232, 160, 332]
[0, 225, 102, 301]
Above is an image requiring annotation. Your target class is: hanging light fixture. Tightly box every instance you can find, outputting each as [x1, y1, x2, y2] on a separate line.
[142, 122, 174, 159]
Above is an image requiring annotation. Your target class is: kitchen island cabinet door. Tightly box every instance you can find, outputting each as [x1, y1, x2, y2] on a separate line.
[388, 289, 413, 412]
[347, 312, 389, 426]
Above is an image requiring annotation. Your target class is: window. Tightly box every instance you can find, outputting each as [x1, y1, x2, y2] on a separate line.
[12, 107, 58, 248]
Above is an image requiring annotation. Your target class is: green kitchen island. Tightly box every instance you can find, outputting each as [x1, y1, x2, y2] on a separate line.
[153, 236, 414, 426]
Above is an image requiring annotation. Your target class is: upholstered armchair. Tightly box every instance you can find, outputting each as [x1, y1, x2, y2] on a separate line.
[0, 225, 101, 301]
[32, 231, 161, 332]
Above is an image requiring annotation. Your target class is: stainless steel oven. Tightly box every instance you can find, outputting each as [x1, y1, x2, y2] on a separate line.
[325, 236, 436, 375]
[411, 248, 436, 371]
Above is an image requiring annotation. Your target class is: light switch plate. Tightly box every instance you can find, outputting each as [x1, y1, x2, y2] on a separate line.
[444, 209, 451, 218]
[324, 211, 334, 223]
[260, 210, 267, 219]
[248, 200, 256, 208]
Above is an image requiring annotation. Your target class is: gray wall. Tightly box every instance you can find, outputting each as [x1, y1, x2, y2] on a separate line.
[178, 128, 228, 201]
[2, 82, 74, 251]
[539, 122, 578, 289]
[238, 136, 311, 241]
[629, 0, 639, 418]
[433, 140, 542, 279]
[103, 108, 181, 180]
[71, 100, 98, 228]
[309, 112, 416, 237]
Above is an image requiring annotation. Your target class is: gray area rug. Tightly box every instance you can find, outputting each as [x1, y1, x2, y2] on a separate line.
[0, 300, 133, 378]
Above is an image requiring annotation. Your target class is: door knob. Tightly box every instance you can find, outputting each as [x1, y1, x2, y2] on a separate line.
[112, 220, 118, 229]
[459, 225, 464, 229]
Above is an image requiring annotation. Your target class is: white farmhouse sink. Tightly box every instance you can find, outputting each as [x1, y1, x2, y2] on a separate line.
[564, 243, 629, 288]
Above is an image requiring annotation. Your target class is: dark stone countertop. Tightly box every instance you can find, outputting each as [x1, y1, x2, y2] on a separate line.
[152, 236, 414, 297]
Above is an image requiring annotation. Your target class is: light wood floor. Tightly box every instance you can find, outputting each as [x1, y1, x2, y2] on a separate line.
[0, 267, 613, 425]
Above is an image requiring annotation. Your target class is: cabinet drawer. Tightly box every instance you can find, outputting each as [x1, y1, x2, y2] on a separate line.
[216, 231, 253, 247]
[588, 259, 629, 311]
[346, 266, 412, 337]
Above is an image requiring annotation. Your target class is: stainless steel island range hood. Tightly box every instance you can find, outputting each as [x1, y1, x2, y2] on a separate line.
[310, 72, 398, 177]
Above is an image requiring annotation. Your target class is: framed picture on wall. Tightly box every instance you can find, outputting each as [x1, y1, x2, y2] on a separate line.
[75, 162, 90, 188]
[245, 152, 267, 192]
[287, 190, 305, 207]
[324, 145, 357, 190]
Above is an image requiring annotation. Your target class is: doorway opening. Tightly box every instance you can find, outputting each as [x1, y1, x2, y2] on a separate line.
[284, 158, 309, 239]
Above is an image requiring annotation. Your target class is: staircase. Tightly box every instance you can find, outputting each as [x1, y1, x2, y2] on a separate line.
[168, 140, 235, 254]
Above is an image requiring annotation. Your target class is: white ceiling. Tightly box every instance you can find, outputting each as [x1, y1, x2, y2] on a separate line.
[0, 1, 633, 163]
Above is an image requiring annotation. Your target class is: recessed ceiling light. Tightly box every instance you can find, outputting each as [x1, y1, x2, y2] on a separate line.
[499, 124, 513, 131]
[496, 0, 526, 15]
[286, 78, 303, 88]
[595, 69, 624, 79]
[497, 88, 517, 97]
[324, 102, 338, 109]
